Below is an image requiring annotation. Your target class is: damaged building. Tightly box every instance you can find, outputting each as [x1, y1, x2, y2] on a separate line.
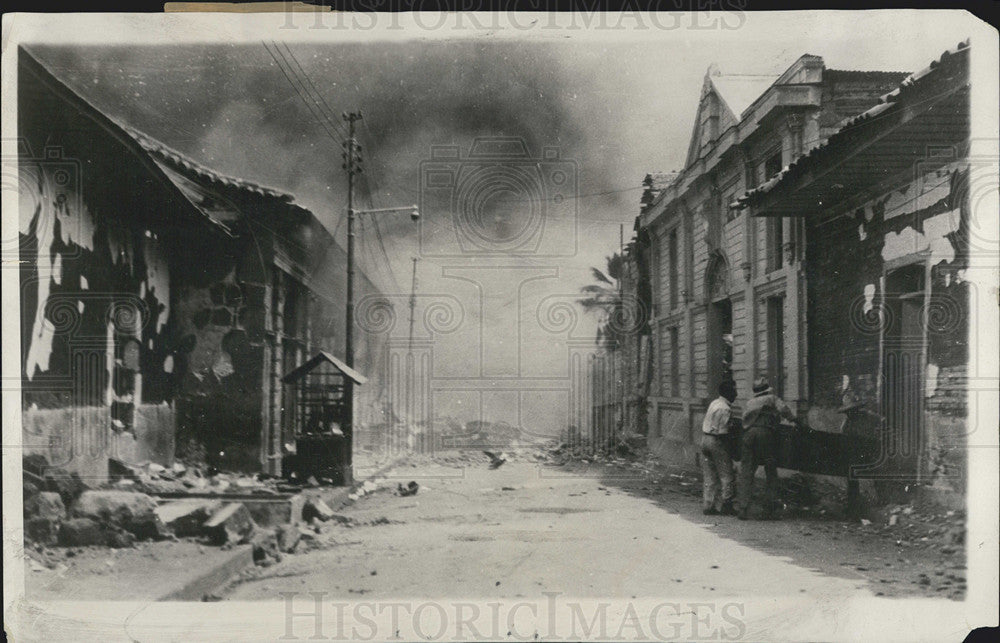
[736, 42, 971, 502]
[635, 52, 910, 468]
[17, 48, 391, 481]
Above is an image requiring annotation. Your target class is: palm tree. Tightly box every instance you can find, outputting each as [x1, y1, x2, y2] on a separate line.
[578, 253, 625, 350]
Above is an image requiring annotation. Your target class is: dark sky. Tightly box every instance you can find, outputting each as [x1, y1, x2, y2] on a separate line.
[22, 15, 977, 432]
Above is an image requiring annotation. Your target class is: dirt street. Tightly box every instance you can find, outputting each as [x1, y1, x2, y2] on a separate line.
[222, 452, 964, 603]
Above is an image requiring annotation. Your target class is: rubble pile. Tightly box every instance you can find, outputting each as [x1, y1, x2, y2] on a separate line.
[21, 455, 354, 572]
[108, 458, 284, 496]
[864, 503, 966, 554]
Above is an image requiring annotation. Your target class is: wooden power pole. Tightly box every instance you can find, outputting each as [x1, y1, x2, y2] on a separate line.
[341, 110, 363, 485]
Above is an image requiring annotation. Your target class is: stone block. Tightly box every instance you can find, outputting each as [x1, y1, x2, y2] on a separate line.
[72, 490, 165, 539]
[203, 503, 256, 545]
[250, 529, 281, 566]
[302, 498, 335, 523]
[44, 467, 88, 508]
[275, 523, 301, 553]
[26, 517, 60, 545]
[35, 492, 66, 522]
[155, 500, 223, 538]
[59, 518, 108, 547]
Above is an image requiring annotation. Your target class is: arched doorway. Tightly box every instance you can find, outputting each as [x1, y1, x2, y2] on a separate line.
[705, 252, 733, 396]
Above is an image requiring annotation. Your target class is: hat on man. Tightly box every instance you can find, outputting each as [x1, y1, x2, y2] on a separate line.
[752, 377, 772, 397]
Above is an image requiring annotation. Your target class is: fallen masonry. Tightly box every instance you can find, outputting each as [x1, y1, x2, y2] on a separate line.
[203, 503, 257, 546]
[22, 452, 402, 585]
[72, 490, 167, 540]
[154, 499, 224, 537]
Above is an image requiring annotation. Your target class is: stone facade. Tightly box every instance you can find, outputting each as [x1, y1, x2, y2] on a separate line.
[636, 54, 908, 468]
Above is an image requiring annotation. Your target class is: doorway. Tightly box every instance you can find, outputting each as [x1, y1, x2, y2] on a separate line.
[708, 298, 733, 396]
[881, 264, 926, 480]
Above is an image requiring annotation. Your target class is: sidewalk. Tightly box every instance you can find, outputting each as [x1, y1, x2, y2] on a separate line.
[22, 456, 406, 602]
[25, 541, 252, 602]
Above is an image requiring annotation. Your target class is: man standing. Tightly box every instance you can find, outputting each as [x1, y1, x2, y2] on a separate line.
[701, 380, 738, 516]
[737, 377, 797, 520]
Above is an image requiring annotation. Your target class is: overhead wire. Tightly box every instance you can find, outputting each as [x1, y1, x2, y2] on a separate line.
[263, 40, 404, 294]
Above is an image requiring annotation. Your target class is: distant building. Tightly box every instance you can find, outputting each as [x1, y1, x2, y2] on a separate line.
[635, 54, 909, 467]
[17, 48, 390, 478]
[737, 42, 971, 500]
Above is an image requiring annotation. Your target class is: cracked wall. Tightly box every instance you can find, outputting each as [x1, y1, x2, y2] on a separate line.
[806, 161, 969, 493]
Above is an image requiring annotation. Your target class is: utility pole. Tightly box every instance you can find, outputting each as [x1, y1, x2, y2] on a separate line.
[407, 256, 419, 451]
[408, 257, 419, 356]
[340, 111, 419, 480]
[341, 110, 363, 485]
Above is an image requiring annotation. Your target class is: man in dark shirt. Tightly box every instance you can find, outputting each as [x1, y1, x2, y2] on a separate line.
[737, 377, 796, 520]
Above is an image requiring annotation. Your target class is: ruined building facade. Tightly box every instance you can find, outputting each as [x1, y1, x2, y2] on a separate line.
[18, 49, 391, 478]
[636, 54, 909, 468]
[737, 43, 971, 500]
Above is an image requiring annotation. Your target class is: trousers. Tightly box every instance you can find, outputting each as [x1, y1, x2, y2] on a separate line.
[700, 433, 735, 511]
[737, 425, 779, 513]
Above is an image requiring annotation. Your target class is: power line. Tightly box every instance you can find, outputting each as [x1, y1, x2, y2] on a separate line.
[358, 213, 403, 294]
[262, 41, 342, 147]
[270, 41, 346, 142]
[279, 42, 348, 140]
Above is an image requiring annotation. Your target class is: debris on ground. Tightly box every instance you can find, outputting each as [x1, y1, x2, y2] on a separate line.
[302, 498, 336, 522]
[275, 524, 302, 554]
[203, 503, 257, 546]
[250, 530, 282, 567]
[397, 481, 419, 497]
[72, 490, 167, 540]
[483, 451, 508, 469]
[155, 499, 224, 538]
[547, 444, 966, 600]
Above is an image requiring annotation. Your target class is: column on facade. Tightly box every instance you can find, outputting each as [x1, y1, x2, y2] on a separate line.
[787, 112, 809, 410]
[744, 192, 758, 391]
[647, 226, 662, 437]
[683, 203, 696, 401]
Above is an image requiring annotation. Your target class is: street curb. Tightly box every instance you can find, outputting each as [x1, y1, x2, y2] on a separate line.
[158, 545, 253, 601]
[323, 457, 408, 511]
[156, 457, 408, 601]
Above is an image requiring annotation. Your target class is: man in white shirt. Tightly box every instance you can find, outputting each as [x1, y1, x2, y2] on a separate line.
[700, 380, 738, 515]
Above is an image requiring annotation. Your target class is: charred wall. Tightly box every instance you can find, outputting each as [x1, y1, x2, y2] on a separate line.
[806, 163, 970, 493]
[16, 58, 206, 475]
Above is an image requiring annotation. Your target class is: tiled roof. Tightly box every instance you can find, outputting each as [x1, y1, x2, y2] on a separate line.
[824, 69, 912, 79]
[126, 128, 294, 203]
[20, 47, 305, 237]
[735, 40, 970, 210]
